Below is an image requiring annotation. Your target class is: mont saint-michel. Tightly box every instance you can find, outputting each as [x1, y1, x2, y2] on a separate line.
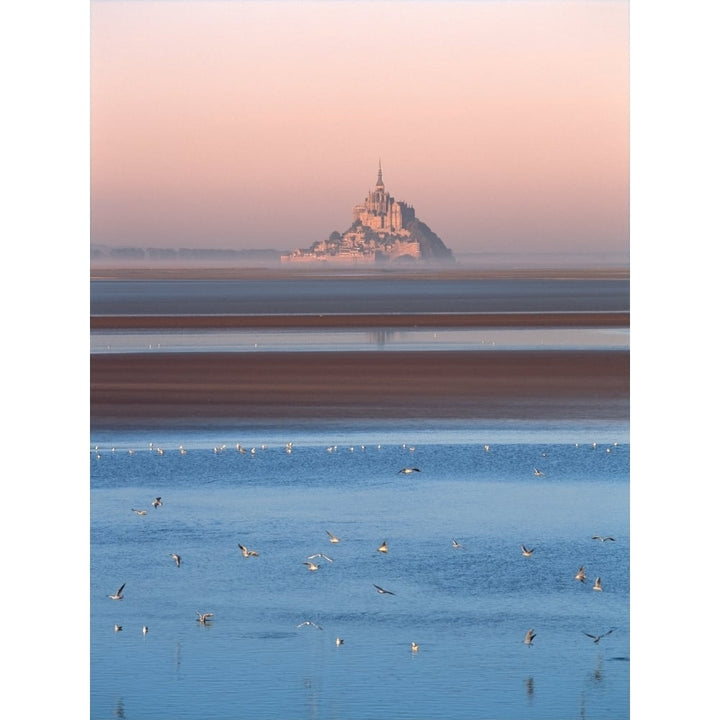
[281, 165, 454, 265]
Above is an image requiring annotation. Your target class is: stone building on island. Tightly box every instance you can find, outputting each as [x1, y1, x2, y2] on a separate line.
[281, 164, 454, 264]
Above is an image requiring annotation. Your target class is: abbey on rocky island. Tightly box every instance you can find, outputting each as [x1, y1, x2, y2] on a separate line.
[281, 163, 454, 264]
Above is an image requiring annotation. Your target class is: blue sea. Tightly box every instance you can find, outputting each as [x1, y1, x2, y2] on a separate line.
[90, 420, 629, 720]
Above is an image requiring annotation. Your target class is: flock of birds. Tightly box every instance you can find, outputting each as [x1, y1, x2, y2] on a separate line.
[99, 440, 623, 653]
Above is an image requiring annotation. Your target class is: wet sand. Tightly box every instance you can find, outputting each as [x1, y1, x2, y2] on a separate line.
[91, 348, 629, 427]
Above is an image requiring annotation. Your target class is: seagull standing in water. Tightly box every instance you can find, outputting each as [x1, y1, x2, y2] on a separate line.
[524, 629, 537, 646]
[583, 628, 615, 644]
[170, 553, 181, 567]
[108, 583, 125, 600]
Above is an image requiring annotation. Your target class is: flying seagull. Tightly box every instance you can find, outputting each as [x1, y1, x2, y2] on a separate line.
[411, 642, 420, 652]
[142, 625, 149, 635]
[108, 583, 125, 600]
[307, 553, 333, 563]
[377, 541, 389, 553]
[196, 612, 214, 624]
[524, 629, 537, 646]
[152, 497, 162, 509]
[452, 538, 462, 549]
[521, 545, 535, 557]
[296, 620, 323, 630]
[398, 467, 421, 475]
[583, 628, 616, 644]
[575, 566, 586, 583]
[533, 468, 545, 477]
[593, 577, 603, 592]
[114, 624, 123, 632]
[373, 584, 396, 595]
[238, 544, 259, 558]
[131, 509, 147, 516]
[303, 561, 320, 571]
[170, 553, 181, 567]
[592, 535, 616, 542]
[326, 530, 340, 544]
[335, 637, 344, 646]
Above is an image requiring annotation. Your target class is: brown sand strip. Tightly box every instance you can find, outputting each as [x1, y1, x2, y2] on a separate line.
[90, 312, 628, 331]
[90, 350, 629, 425]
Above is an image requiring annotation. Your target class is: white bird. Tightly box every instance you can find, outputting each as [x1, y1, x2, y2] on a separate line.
[373, 584, 396, 595]
[411, 642, 420, 652]
[307, 553, 333, 563]
[296, 620, 323, 630]
[575, 565, 586, 583]
[108, 583, 125, 600]
[335, 637, 344, 646]
[452, 538, 462, 549]
[142, 625, 149, 635]
[592, 535, 615, 542]
[238, 544, 259, 558]
[377, 541, 388, 553]
[326, 530, 340, 544]
[196, 612, 214, 624]
[131, 509, 147, 516]
[524, 629, 536, 646]
[170, 553, 181, 567]
[398, 467, 421, 475]
[593, 577, 603, 592]
[533, 468, 545, 477]
[303, 561, 320, 571]
[152, 497, 162, 509]
[114, 624, 123, 632]
[583, 628, 615, 643]
[521, 544, 535, 557]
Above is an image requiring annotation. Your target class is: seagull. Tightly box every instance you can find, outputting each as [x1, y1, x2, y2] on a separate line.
[377, 541, 389, 553]
[170, 553, 181, 567]
[326, 530, 340, 544]
[307, 553, 333, 563]
[583, 628, 615, 644]
[592, 535, 616, 542]
[142, 625, 149, 635]
[521, 545, 535, 557]
[108, 583, 125, 600]
[524, 629, 537, 646]
[533, 468, 545, 477]
[575, 565, 586, 583]
[335, 637, 344, 646]
[303, 561, 320, 571]
[114, 624, 123, 632]
[373, 584, 396, 595]
[296, 620, 323, 630]
[411, 642, 420, 652]
[238, 544, 259, 558]
[452, 538, 462, 549]
[196, 612, 214, 624]
[398, 467, 421, 475]
[593, 577, 603, 591]
[131, 509, 147, 516]
[152, 497, 162, 509]
[484, 444, 490, 452]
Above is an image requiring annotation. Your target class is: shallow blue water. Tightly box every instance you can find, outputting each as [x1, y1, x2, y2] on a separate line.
[91, 422, 629, 720]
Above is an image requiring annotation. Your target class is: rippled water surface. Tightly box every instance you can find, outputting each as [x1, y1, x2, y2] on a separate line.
[91, 422, 629, 720]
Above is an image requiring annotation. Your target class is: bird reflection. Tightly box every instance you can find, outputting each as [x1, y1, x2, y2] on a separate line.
[114, 698, 126, 719]
[525, 676, 534, 698]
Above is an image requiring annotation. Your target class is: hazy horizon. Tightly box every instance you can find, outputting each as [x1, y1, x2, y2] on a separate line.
[91, 1, 629, 258]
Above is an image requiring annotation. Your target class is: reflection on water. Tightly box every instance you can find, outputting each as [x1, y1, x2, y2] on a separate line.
[91, 326, 629, 354]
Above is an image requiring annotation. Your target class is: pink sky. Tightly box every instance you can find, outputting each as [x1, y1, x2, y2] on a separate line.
[91, 1, 629, 256]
